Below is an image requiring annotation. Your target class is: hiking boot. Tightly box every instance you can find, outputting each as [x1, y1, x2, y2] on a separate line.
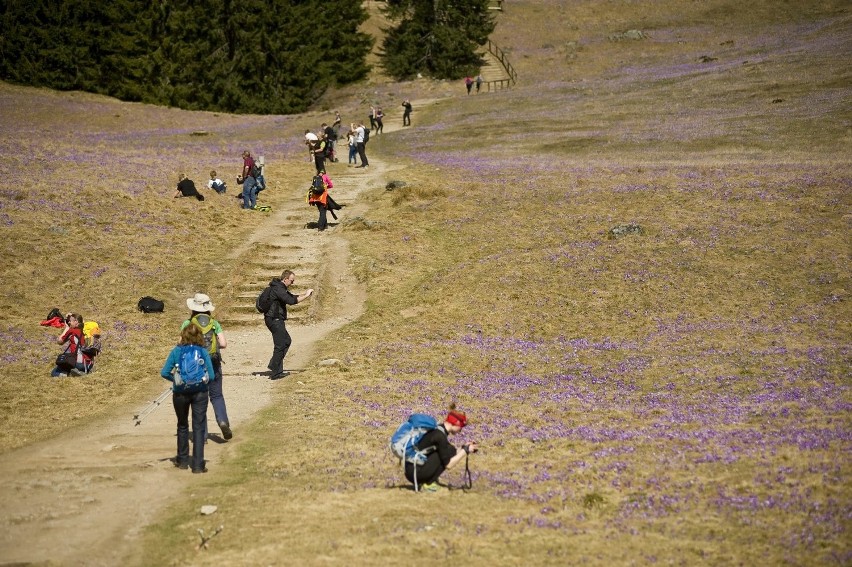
[270, 371, 290, 380]
[170, 457, 189, 470]
[219, 421, 233, 440]
[69, 368, 84, 377]
[192, 467, 208, 474]
[419, 482, 440, 493]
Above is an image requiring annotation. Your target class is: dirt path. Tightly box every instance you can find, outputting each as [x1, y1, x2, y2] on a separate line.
[0, 127, 404, 565]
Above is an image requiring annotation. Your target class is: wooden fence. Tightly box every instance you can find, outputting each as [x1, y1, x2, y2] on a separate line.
[483, 39, 517, 92]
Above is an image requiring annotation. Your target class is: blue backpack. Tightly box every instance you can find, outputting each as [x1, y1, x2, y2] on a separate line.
[390, 413, 438, 465]
[174, 345, 208, 392]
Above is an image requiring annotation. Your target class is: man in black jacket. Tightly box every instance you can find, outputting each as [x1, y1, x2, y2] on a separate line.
[262, 270, 313, 380]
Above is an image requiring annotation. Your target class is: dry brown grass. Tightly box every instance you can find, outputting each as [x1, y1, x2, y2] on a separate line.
[1, 0, 850, 564]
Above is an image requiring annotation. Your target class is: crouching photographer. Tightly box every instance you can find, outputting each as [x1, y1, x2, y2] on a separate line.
[404, 406, 479, 493]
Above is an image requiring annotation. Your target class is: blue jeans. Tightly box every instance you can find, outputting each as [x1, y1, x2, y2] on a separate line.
[51, 362, 87, 376]
[242, 175, 258, 208]
[173, 389, 208, 470]
[265, 317, 291, 375]
[202, 356, 229, 437]
[349, 145, 358, 164]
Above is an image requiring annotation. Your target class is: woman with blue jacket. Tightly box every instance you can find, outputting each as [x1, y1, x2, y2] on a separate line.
[160, 324, 215, 474]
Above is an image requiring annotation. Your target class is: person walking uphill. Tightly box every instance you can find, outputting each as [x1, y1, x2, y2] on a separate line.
[259, 270, 313, 380]
[160, 324, 215, 474]
[182, 293, 232, 441]
[403, 406, 478, 492]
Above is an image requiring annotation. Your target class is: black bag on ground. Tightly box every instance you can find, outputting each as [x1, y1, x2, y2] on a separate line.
[138, 296, 165, 313]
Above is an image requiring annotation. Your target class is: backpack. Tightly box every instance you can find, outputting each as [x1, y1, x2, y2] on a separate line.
[363, 128, 370, 143]
[190, 314, 218, 357]
[174, 344, 208, 392]
[390, 413, 438, 466]
[255, 285, 274, 314]
[138, 296, 164, 313]
[310, 174, 325, 195]
[251, 162, 262, 178]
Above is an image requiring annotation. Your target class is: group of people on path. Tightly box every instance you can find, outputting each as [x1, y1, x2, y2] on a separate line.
[136, 98, 478, 489]
[159, 293, 231, 474]
[158, 271, 314, 474]
[464, 75, 484, 94]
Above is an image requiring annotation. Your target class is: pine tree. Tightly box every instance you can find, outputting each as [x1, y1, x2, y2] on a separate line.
[0, 0, 373, 114]
[380, 0, 494, 81]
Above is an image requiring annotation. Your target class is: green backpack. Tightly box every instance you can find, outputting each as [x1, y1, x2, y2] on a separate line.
[191, 314, 219, 358]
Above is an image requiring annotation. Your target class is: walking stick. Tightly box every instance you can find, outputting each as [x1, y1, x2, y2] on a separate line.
[133, 387, 172, 426]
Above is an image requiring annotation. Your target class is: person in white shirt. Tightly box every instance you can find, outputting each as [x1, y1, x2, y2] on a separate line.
[207, 170, 226, 194]
[354, 123, 368, 168]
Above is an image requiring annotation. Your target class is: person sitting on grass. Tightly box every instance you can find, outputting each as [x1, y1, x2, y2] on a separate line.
[207, 170, 227, 194]
[405, 405, 479, 493]
[51, 312, 85, 377]
[174, 174, 205, 201]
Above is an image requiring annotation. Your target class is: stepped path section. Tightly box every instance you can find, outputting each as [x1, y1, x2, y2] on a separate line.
[0, 126, 414, 565]
[480, 49, 511, 83]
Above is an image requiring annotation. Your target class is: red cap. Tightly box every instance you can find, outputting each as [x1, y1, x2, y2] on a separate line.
[446, 410, 467, 428]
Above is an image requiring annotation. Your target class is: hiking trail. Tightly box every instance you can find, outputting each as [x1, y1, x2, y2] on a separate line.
[0, 119, 410, 565]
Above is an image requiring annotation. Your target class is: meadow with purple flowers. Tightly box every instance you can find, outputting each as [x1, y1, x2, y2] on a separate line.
[1, 0, 849, 564]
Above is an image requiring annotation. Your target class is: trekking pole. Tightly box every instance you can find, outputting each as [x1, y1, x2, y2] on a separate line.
[133, 387, 172, 426]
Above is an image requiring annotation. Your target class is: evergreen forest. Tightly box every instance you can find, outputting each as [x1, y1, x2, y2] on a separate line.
[380, 0, 495, 80]
[0, 0, 374, 114]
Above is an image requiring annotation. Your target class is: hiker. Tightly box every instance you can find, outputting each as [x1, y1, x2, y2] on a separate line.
[347, 126, 358, 165]
[465, 76, 473, 95]
[332, 110, 342, 133]
[240, 150, 259, 210]
[475, 74, 483, 93]
[402, 100, 412, 126]
[323, 122, 337, 162]
[369, 105, 377, 130]
[312, 131, 327, 174]
[174, 174, 205, 201]
[305, 130, 318, 161]
[50, 312, 85, 377]
[207, 170, 227, 194]
[182, 293, 232, 441]
[308, 170, 342, 232]
[260, 270, 313, 380]
[404, 406, 478, 492]
[354, 122, 369, 168]
[375, 107, 384, 134]
[160, 324, 215, 474]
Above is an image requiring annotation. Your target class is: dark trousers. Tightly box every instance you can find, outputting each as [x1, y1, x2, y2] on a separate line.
[403, 113, 411, 126]
[317, 203, 328, 230]
[173, 389, 208, 470]
[314, 153, 325, 174]
[202, 356, 229, 438]
[265, 317, 291, 375]
[405, 452, 444, 486]
[357, 142, 368, 166]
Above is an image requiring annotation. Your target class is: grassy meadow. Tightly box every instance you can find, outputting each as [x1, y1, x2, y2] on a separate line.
[2, 0, 850, 565]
